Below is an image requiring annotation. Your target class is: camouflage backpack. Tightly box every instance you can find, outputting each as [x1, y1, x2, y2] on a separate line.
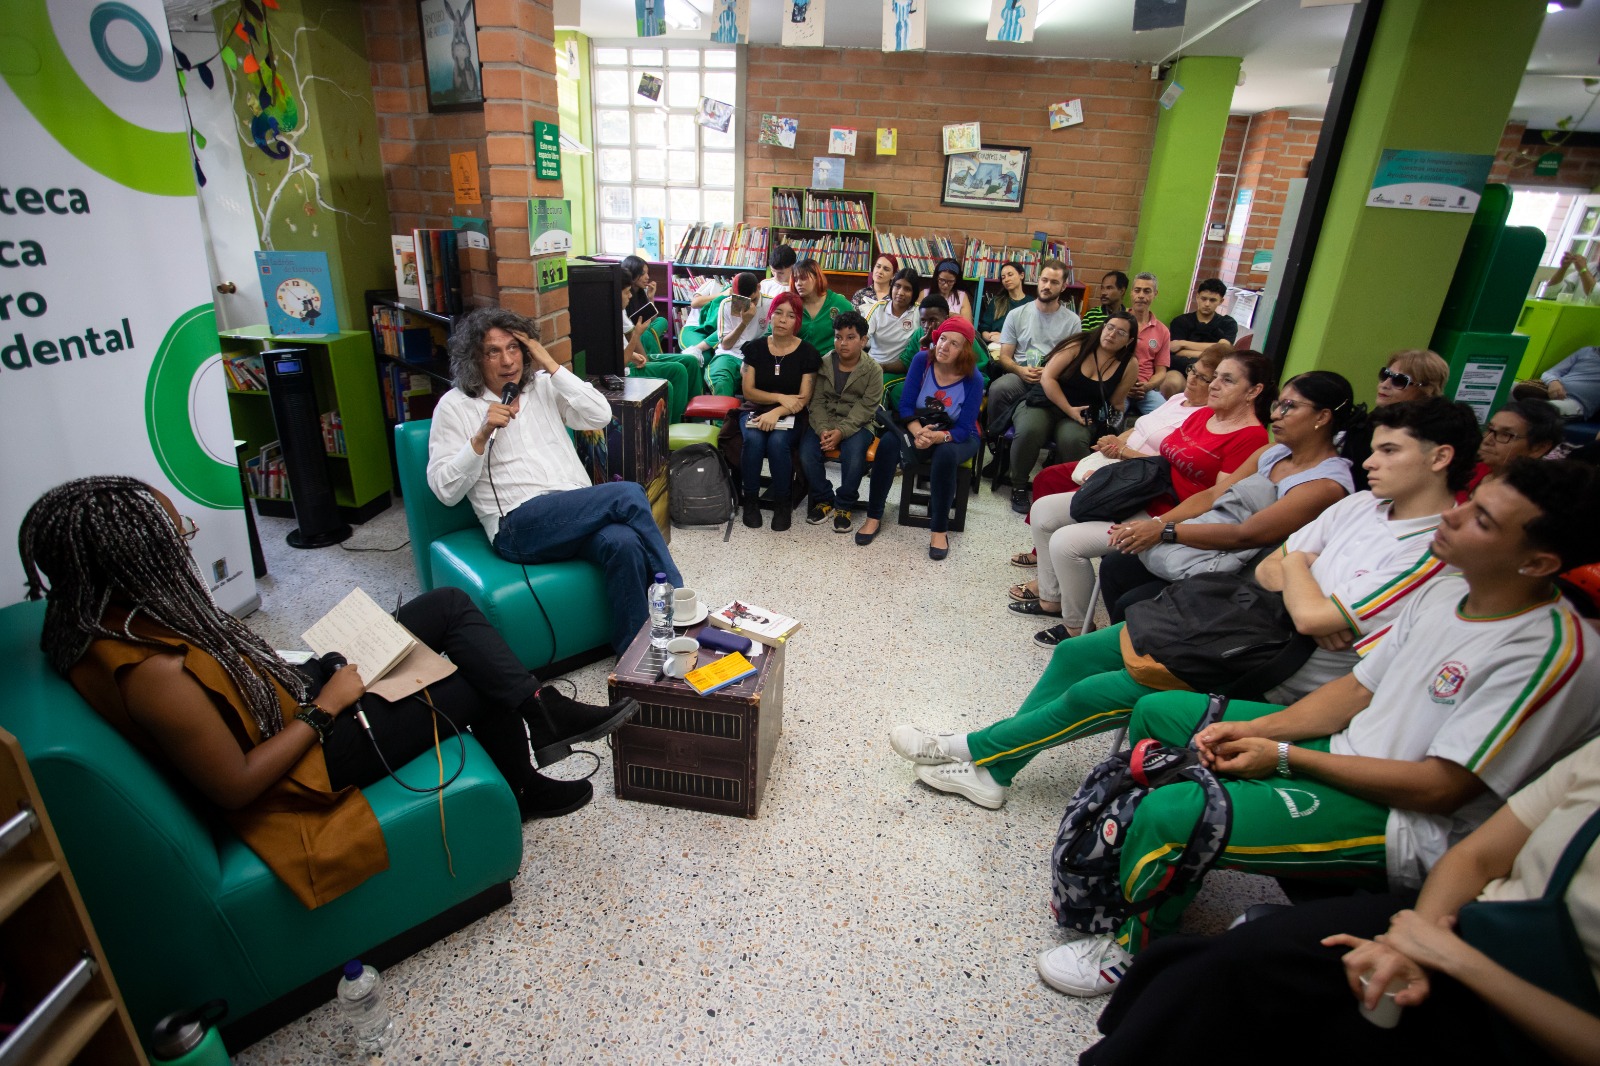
[1049, 699, 1234, 937]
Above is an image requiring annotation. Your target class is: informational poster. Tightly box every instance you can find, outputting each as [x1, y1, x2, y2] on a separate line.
[528, 198, 573, 255]
[1366, 149, 1494, 214]
[782, 0, 826, 47]
[1454, 360, 1508, 423]
[1, 0, 256, 613]
[883, 0, 926, 52]
[710, 0, 750, 44]
[988, 0, 1037, 43]
[533, 121, 562, 182]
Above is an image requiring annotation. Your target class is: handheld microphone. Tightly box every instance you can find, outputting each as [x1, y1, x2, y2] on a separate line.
[488, 381, 521, 445]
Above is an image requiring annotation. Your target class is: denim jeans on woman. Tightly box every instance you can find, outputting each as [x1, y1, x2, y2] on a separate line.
[740, 411, 800, 503]
[866, 430, 981, 534]
[798, 425, 874, 509]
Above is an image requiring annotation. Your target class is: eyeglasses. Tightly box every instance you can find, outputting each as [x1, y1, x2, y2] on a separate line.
[1185, 366, 1215, 385]
[1272, 398, 1313, 416]
[1483, 426, 1528, 444]
[178, 515, 200, 541]
[1378, 367, 1416, 390]
[1101, 326, 1130, 338]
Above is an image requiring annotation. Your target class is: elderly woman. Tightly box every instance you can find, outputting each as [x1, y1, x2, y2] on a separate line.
[1344, 348, 1452, 490]
[738, 291, 821, 531]
[921, 258, 973, 323]
[17, 478, 641, 905]
[1465, 397, 1563, 498]
[858, 317, 986, 559]
[851, 253, 899, 311]
[793, 257, 855, 358]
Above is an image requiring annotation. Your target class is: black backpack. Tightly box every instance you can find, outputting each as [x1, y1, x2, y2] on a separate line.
[1050, 696, 1233, 937]
[668, 443, 737, 540]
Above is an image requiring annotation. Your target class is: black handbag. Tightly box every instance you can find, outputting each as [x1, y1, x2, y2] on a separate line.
[1069, 456, 1173, 523]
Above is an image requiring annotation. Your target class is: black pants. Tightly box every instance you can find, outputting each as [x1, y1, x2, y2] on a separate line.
[316, 587, 541, 794]
[1081, 892, 1552, 1066]
[1098, 551, 1168, 624]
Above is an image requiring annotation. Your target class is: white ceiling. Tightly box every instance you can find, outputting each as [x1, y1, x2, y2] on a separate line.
[556, 0, 1600, 131]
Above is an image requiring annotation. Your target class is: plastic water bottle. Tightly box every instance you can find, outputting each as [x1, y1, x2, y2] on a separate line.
[649, 571, 675, 648]
[336, 959, 396, 1052]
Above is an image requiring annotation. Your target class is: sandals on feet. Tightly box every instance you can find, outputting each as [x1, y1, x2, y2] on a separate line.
[1007, 599, 1062, 617]
[1010, 550, 1037, 568]
[1008, 583, 1039, 602]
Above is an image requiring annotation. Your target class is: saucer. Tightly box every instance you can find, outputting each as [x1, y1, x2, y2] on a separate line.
[673, 601, 709, 627]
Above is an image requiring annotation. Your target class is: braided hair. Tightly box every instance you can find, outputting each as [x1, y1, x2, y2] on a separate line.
[19, 476, 306, 736]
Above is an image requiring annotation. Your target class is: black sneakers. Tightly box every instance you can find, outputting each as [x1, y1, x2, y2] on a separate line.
[1011, 487, 1032, 514]
[806, 502, 833, 524]
[521, 687, 640, 768]
[517, 772, 593, 820]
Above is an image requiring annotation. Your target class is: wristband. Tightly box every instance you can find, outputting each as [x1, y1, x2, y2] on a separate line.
[1276, 742, 1292, 778]
[295, 703, 334, 744]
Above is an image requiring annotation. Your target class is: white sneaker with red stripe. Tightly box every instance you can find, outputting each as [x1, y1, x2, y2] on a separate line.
[1036, 935, 1133, 997]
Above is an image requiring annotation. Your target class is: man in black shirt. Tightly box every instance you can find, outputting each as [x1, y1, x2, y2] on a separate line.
[1080, 270, 1128, 332]
[1162, 277, 1237, 395]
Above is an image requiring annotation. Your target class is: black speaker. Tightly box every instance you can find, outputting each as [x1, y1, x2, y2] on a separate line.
[262, 347, 351, 549]
[566, 257, 626, 379]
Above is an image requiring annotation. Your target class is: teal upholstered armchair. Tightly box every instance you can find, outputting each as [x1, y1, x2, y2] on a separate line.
[393, 420, 612, 669]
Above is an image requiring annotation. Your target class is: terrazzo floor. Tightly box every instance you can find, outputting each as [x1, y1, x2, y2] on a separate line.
[236, 470, 1285, 1064]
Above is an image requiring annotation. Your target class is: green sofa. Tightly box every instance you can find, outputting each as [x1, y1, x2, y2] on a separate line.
[394, 420, 612, 668]
[0, 599, 524, 1049]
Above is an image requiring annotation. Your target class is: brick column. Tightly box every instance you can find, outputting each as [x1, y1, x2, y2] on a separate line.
[476, 0, 570, 363]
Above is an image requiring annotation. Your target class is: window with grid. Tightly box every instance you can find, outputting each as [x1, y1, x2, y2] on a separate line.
[591, 44, 741, 259]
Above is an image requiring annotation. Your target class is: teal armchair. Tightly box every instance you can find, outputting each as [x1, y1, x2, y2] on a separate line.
[393, 420, 612, 669]
[0, 599, 523, 1049]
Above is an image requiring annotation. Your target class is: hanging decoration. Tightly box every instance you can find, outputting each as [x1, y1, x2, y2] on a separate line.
[1133, 0, 1187, 31]
[636, 0, 666, 37]
[876, 128, 898, 155]
[828, 128, 857, 155]
[710, 0, 750, 44]
[759, 114, 799, 149]
[170, 0, 294, 184]
[1049, 99, 1084, 129]
[882, 0, 925, 52]
[987, 0, 1036, 43]
[782, 0, 826, 48]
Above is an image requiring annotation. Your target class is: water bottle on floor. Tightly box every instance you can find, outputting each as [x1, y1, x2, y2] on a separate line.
[336, 959, 396, 1052]
[649, 571, 676, 648]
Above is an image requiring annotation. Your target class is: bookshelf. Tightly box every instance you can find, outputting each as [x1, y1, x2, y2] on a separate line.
[365, 293, 454, 493]
[220, 327, 393, 522]
[770, 186, 876, 287]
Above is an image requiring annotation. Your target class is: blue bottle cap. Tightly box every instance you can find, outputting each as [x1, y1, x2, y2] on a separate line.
[654, 572, 667, 581]
[343, 960, 364, 980]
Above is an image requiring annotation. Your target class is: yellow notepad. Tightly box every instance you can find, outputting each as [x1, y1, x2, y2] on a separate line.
[683, 652, 756, 694]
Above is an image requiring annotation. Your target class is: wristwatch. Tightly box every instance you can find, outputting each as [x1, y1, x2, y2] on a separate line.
[1276, 742, 1292, 778]
[1161, 522, 1178, 544]
[295, 701, 334, 744]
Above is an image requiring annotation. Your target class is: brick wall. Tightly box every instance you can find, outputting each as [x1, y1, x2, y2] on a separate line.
[1490, 122, 1600, 190]
[741, 47, 1160, 287]
[1195, 115, 1249, 284]
[1194, 110, 1321, 293]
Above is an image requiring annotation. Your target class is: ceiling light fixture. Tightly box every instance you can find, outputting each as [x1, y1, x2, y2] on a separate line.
[1035, 0, 1064, 28]
[664, 0, 702, 30]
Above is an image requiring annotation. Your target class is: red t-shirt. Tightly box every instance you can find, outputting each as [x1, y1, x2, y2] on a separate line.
[1156, 407, 1268, 510]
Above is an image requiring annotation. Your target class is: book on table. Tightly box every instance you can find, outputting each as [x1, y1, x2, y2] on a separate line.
[683, 652, 757, 695]
[707, 601, 801, 647]
[300, 588, 456, 701]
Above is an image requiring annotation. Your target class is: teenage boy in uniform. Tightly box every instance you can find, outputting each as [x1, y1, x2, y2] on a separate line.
[798, 311, 884, 533]
[1161, 277, 1238, 395]
[1126, 271, 1171, 416]
[1035, 458, 1600, 997]
[1080, 270, 1128, 333]
[759, 244, 797, 300]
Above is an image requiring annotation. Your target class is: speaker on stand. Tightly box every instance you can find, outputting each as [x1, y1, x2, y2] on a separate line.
[262, 347, 351, 549]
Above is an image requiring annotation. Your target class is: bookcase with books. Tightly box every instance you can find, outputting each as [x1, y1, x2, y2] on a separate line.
[769, 187, 876, 288]
[364, 292, 456, 490]
[220, 327, 392, 522]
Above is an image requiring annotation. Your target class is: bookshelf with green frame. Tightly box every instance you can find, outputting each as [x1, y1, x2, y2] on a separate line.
[770, 186, 877, 291]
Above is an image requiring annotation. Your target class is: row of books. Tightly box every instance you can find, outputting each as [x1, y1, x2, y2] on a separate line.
[370, 304, 443, 365]
[673, 222, 770, 267]
[395, 229, 464, 315]
[772, 191, 871, 231]
[222, 352, 266, 391]
[960, 237, 1076, 283]
[320, 410, 346, 455]
[874, 232, 962, 275]
[380, 362, 438, 424]
[781, 235, 871, 273]
[245, 442, 289, 501]
[670, 273, 734, 302]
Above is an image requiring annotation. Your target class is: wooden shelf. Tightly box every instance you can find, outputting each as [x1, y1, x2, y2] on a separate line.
[23, 998, 117, 1066]
[0, 859, 57, 922]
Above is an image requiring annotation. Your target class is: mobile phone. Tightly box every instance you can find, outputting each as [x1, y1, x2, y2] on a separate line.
[633, 300, 659, 325]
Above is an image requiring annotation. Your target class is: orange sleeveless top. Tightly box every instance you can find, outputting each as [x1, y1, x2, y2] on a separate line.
[67, 613, 387, 908]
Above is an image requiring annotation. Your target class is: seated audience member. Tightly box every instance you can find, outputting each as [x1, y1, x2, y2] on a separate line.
[1090, 370, 1361, 636]
[1539, 249, 1600, 306]
[921, 258, 973, 323]
[1078, 731, 1600, 1063]
[977, 261, 1032, 353]
[1160, 277, 1237, 394]
[858, 317, 984, 559]
[1007, 345, 1227, 573]
[893, 399, 1474, 811]
[687, 274, 726, 310]
[1008, 351, 1272, 634]
[798, 311, 884, 533]
[427, 309, 680, 655]
[1079, 270, 1128, 333]
[899, 293, 951, 370]
[705, 271, 769, 398]
[794, 257, 856, 358]
[986, 259, 1083, 510]
[619, 255, 694, 423]
[1344, 349, 1452, 490]
[864, 267, 920, 373]
[1514, 344, 1600, 422]
[676, 280, 726, 359]
[1033, 460, 1600, 996]
[1468, 397, 1562, 495]
[1126, 271, 1172, 417]
[759, 242, 797, 300]
[1006, 314, 1141, 516]
[851, 253, 898, 311]
[738, 292, 820, 532]
[18, 477, 642, 905]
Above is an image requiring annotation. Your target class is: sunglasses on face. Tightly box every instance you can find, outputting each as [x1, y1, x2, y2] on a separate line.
[1378, 367, 1416, 389]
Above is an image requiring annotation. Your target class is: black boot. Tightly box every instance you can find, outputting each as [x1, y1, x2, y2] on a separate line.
[517, 771, 593, 820]
[770, 497, 792, 531]
[742, 501, 762, 528]
[519, 686, 640, 767]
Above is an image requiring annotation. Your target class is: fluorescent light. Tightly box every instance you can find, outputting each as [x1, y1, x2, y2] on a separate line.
[1548, 2, 1564, 11]
[664, 0, 702, 29]
[1036, 0, 1064, 27]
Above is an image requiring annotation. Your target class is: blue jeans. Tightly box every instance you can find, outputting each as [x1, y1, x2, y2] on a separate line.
[492, 482, 681, 653]
[798, 425, 873, 509]
[1135, 387, 1166, 416]
[740, 412, 800, 502]
[866, 431, 981, 533]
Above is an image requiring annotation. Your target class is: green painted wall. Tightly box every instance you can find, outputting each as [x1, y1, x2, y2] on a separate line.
[557, 30, 596, 257]
[1283, 0, 1546, 381]
[1129, 56, 1242, 323]
[222, 0, 392, 333]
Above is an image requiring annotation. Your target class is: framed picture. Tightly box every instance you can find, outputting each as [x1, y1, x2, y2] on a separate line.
[941, 145, 1030, 212]
[418, 0, 484, 113]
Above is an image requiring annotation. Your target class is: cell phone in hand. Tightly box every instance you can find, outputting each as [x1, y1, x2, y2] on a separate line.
[633, 301, 659, 325]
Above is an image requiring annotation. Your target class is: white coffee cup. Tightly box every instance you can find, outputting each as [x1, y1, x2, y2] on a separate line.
[672, 588, 700, 625]
[663, 636, 699, 678]
[1358, 972, 1405, 1029]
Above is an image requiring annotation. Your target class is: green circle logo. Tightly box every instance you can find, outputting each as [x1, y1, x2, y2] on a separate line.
[145, 305, 241, 509]
[89, 3, 161, 82]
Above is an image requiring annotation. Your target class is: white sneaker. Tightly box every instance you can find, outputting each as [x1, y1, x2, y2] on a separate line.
[1036, 935, 1133, 997]
[890, 724, 959, 765]
[915, 761, 1007, 809]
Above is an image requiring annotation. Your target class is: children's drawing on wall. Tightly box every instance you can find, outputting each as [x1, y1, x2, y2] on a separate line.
[696, 97, 735, 133]
[419, 0, 484, 111]
[782, 0, 826, 47]
[987, 0, 1037, 44]
[759, 114, 799, 149]
[882, 0, 925, 52]
[942, 122, 981, 155]
[828, 128, 857, 156]
[711, 0, 750, 44]
[1048, 99, 1084, 130]
[636, 0, 666, 37]
[638, 72, 663, 101]
[876, 128, 898, 156]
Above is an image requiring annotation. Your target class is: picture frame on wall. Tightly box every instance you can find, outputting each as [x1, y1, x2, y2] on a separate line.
[941, 145, 1030, 212]
[418, 0, 485, 113]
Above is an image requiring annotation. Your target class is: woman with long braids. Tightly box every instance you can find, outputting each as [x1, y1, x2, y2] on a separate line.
[19, 477, 638, 907]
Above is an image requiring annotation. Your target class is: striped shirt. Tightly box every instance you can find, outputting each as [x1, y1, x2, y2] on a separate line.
[1340, 575, 1600, 888]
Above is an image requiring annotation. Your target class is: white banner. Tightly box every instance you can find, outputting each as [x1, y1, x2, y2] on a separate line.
[1, 0, 258, 615]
